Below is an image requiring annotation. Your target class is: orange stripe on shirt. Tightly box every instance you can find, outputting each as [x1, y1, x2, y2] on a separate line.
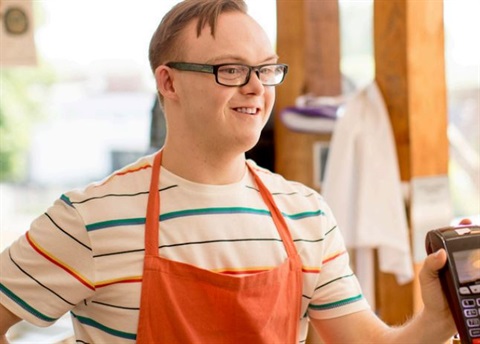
[217, 265, 324, 275]
[302, 266, 321, 273]
[95, 163, 152, 187]
[115, 164, 151, 176]
[213, 266, 273, 275]
[302, 251, 347, 273]
[322, 250, 347, 264]
[25, 232, 95, 291]
[96, 276, 143, 288]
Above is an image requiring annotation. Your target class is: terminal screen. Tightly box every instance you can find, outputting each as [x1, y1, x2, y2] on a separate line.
[453, 248, 480, 284]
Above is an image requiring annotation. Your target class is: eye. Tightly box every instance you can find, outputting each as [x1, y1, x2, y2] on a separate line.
[218, 65, 243, 76]
[261, 65, 284, 77]
[226, 68, 240, 75]
[260, 67, 275, 75]
[218, 65, 248, 79]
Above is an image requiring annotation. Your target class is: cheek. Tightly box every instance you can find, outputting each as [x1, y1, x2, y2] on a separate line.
[265, 88, 276, 111]
[188, 88, 232, 124]
[179, 81, 212, 112]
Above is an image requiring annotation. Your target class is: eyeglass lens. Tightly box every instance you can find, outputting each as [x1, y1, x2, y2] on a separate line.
[216, 64, 286, 86]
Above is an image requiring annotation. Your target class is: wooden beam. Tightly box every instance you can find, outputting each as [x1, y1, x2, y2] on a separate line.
[407, 1, 448, 177]
[374, 0, 448, 324]
[304, 0, 342, 96]
[275, 0, 341, 188]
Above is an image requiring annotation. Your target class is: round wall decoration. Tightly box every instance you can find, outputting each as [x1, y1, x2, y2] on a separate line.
[4, 7, 29, 35]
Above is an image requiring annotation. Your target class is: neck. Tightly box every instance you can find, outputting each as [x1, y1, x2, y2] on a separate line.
[161, 144, 247, 185]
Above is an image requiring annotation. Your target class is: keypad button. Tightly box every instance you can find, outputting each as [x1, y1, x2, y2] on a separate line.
[463, 299, 476, 307]
[471, 285, 480, 294]
[467, 318, 480, 327]
[471, 328, 480, 338]
[465, 309, 479, 317]
[460, 287, 472, 295]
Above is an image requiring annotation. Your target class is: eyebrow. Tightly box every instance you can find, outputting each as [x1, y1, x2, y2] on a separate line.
[206, 54, 280, 65]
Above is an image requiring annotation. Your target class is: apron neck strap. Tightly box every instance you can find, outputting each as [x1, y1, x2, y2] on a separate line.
[247, 163, 298, 258]
[145, 151, 162, 255]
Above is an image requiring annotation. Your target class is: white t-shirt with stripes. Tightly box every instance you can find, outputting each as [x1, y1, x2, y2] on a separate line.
[0, 155, 369, 343]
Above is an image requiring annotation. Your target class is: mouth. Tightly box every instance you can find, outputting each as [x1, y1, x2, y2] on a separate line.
[233, 107, 259, 115]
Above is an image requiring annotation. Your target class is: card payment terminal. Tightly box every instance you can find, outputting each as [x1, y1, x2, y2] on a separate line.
[426, 225, 480, 344]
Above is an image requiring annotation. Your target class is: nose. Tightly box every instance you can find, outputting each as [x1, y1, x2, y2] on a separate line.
[253, 68, 261, 80]
[241, 69, 264, 95]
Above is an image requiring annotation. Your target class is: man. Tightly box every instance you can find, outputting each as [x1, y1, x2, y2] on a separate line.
[0, 0, 460, 342]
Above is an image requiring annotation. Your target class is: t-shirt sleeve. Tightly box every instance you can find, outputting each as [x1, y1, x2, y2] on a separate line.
[308, 199, 370, 320]
[0, 195, 95, 327]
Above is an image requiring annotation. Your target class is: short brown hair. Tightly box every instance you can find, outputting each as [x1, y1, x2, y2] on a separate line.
[149, 0, 248, 73]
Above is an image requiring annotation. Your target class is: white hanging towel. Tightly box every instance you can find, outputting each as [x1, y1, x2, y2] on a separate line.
[322, 82, 414, 307]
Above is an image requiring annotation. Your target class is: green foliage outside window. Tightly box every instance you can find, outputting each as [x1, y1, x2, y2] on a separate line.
[0, 67, 56, 181]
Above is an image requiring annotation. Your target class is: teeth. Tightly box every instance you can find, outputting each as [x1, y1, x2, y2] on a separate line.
[236, 107, 257, 114]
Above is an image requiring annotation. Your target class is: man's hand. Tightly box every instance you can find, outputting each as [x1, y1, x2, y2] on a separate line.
[419, 218, 473, 333]
[419, 248, 455, 323]
[0, 303, 21, 344]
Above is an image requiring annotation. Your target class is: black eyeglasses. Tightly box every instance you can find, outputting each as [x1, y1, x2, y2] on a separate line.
[166, 62, 288, 87]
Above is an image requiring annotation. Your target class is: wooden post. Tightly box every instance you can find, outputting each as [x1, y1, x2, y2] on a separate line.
[374, 0, 448, 324]
[275, 0, 341, 188]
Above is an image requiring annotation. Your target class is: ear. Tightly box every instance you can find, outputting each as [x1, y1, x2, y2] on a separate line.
[155, 66, 177, 101]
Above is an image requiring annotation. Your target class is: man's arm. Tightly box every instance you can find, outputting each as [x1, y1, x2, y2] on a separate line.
[311, 248, 457, 343]
[0, 303, 21, 344]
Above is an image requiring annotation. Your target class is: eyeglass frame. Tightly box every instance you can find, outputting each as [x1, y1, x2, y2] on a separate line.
[165, 62, 289, 87]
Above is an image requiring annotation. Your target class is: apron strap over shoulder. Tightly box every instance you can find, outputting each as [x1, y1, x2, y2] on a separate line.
[248, 164, 298, 259]
[144, 151, 162, 256]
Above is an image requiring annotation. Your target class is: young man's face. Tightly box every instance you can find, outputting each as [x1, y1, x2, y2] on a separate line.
[167, 11, 278, 156]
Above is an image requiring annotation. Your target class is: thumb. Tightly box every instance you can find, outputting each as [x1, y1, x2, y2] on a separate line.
[423, 249, 447, 278]
[419, 248, 450, 313]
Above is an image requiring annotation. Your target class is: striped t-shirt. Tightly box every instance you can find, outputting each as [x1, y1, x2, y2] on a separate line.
[0, 154, 369, 343]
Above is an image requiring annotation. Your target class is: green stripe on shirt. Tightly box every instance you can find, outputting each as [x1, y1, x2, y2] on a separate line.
[86, 217, 146, 231]
[71, 311, 136, 340]
[85, 207, 325, 232]
[308, 294, 364, 311]
[160, 207, 271, 220]
[0, 283, 58, 322]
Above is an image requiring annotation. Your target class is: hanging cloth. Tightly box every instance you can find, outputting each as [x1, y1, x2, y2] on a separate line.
[322, 82, 414, 307]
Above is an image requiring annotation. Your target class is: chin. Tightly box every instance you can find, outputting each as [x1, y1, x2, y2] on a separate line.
[240, 136, 262, 154]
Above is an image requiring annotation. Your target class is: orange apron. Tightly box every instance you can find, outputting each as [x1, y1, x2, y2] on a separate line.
[136, 152, 303, 343]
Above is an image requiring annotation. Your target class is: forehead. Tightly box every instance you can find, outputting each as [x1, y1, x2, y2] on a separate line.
[180, 12, 276, 64]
